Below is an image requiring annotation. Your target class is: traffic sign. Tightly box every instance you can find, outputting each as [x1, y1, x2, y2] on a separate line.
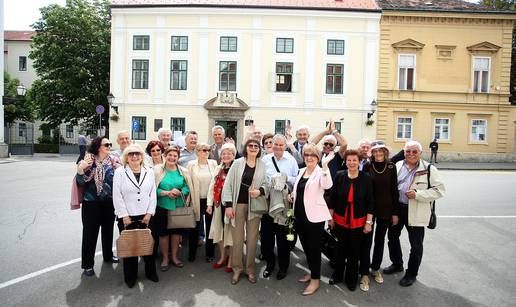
[96, 105, 105, 114]
[132, 120, 140, 130]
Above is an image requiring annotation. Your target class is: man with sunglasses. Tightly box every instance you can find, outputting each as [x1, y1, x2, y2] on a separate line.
[311, 120, 347, 179]
[383, 140, 445, 287]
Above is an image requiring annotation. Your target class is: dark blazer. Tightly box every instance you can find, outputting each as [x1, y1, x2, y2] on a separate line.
[329, 170, 374, 221]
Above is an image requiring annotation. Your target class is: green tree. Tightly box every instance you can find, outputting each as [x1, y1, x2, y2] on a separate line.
[29, 0, 111, 129]
[3, 71, 34, 124]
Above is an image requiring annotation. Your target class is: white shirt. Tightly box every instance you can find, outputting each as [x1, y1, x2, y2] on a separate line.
[262, 151, 299, 188]
[113, 165, 157, 217]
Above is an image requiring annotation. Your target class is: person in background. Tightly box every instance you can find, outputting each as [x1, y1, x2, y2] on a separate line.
[262, 133, 274, 155]
[153, 145, 193, 271]
[357, 138, 372, 171]
[311, 120, 347, 179]
[145, 140, 165, 167]
[207, 143, 237, 273]
[113, 144, 158, 288]
[328, 149, 374, 292]
[76, 136, 121, 277]
[209, 125, 226, 164]
[187, 143, 218, 262]
[77, 131, 88, 164]
[178, 131, 198, 168]
[222, 139, 268, 285]
[384, 140, 445, 287]
[429, 139, 439, 164]
[291, 125, 310, 168]
[111, 131, 132, 158]
[290, 144, 334, 296]
[157, 128, 173, 149]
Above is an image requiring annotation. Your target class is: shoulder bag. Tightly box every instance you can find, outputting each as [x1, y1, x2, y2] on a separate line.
[426, 163, 437, 229]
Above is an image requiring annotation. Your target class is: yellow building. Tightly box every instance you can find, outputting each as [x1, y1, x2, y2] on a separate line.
[376, 0, 516, 161]
[108, 0, 381, 147]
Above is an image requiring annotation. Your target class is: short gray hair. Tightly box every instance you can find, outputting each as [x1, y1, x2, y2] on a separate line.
[357, 138, 372, 147]
[272, 134, 287, 144]
[116, 130, 130, 139]
[296, 125, 310, 135]
[322, 135, 337, 144]
[185, 130, 198, 139]
[212, 125, 225, 135]
[157, 127, 172, 139]
[404, 140, 423, 152]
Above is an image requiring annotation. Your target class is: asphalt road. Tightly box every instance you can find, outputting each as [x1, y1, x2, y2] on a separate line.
[0, 158, 515, 307]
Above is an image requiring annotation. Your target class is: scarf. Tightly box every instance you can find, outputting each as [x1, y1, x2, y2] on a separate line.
[83, 156, 112, 195]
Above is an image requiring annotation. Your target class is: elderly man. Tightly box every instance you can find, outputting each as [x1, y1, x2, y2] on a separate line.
[157, 128, 172, 149]
[357, 138, 372, 171]
[209, 125, 226, 163]
[311, 121, 347, 179]
[383, 140, 445, 287]
[261, 134, 299, 280]
[285, 125, 310, 168]
[178, 131, 198, 168]
[111, 131, 132, 158]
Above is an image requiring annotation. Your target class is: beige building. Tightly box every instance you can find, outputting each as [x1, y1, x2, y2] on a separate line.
[376, 0, 516, 161]
[108, 0, 381, 147]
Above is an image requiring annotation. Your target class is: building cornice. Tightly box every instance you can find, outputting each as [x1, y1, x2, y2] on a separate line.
[381, 11, 516, 24]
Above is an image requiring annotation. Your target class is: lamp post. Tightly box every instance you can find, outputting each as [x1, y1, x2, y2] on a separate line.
[16, 84, 26, 96]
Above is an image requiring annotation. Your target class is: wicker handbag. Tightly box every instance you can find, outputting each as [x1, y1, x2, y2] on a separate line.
[116, 228, 154, 258]
[167, 194, 196, 229]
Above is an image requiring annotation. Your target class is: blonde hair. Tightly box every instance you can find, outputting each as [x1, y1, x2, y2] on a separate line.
[302, 143, 321, 161]
[122, 144, 145, 166]
[196, 142, 210, 152]
[220, 143, 236, 156]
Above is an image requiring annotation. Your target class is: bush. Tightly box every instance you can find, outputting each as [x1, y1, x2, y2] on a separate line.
[34, 143, 59, 153]
[37, 135, 53, 144]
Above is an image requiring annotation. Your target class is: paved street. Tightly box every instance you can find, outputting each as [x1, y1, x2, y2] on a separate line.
[0, 158, 515, 306]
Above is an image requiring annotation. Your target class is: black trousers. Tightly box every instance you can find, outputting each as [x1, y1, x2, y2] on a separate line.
[81, 200, 115, 269]
[261, 214, 291, 272]
[189, 199, 214, 259]
[295, 214, 324, 279]
[370, 218, 392, 271]
[430, 151, 438, 163]
[359, 219, 374, 276]
[333, 225, 363, 287]
[388, 203, 425, 277]
[77, 145, 87, 164]
[116, 216, 157, 282]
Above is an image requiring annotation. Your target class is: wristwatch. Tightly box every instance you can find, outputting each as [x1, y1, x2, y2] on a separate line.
[366, 220, 373, 225]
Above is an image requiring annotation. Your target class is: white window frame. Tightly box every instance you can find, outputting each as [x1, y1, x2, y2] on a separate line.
[397, 54, 416, 90]
[472, 56, 491, 93]
[433, 118, 451, 142]
[470, 118, 488, 143]
[396, 116, 413, 140]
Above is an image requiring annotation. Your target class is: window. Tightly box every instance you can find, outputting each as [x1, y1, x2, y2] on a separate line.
[42, 127, 51, 137]
[396, 117, 412, 139]
[473, 57, 490, 93]
[325, 121, 342, 134]
[132, 60, 149, 89]
[171, 36, 188, 51]
[276, 38, 294, 53]
[19, 56, 27, 71]
[434, 118, 450, 141]
[327, 40, 345, 55]
[170, 60, 187, 90]
[275, 120, 289, 135]
[326, 64, 344, 94]
[66, 125, 74, 138]
[219, 61, 237, 91]
[276, 62, 293, 92]
[220, 36, 237, 52]
[154, 119, 163, 132]
[471, 119, 487, 142]
[132, 116, 146, 140]
[398, 55, 415, 90]
[18, 123, 26, 137]
[133, 35, 150, 50]
[171, 117, 186, 134]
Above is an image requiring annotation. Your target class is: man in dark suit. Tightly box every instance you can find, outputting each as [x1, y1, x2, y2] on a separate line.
[209, 125, 226, 164]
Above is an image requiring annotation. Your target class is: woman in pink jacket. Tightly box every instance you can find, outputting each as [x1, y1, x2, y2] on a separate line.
[290, 143, 334, 296]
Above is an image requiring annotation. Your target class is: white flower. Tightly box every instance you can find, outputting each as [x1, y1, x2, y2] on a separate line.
[286, 209, 293, 217]
[286, 234, 295, 241]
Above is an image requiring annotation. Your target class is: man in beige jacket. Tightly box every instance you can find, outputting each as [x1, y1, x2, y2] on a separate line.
[383, 140, 445, 287]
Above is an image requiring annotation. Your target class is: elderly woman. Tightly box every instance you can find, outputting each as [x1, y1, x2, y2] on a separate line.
[364, 141, 399, 288]
[76, 136, 121, 277]
[113, 144, 158, 288]
[222, 139, 268, 285]
[262, 133, 274, 155]
[207, 143, 237, 272]
[290, 144, 334, 296]
[328, 149, 374, 291]
[187, 142, 218, 262]
[145, 140, 165, 167]
[157, 127, 172, 149]
[154, 145, 193, 271]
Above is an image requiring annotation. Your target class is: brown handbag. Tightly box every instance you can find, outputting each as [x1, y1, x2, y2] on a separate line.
[116, 228, 154, 258]
[167, 194, 196, 229]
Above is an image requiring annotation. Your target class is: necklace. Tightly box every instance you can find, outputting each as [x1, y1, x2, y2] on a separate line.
[372, 162, 387, 174]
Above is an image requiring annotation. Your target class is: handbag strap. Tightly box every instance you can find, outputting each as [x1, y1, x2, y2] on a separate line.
[426, 163, 435, 213]
[272, 156, 281, 173]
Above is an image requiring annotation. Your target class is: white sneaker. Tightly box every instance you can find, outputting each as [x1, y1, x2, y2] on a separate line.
[371, 270, 384, 284]
[359, 275, 370, 292]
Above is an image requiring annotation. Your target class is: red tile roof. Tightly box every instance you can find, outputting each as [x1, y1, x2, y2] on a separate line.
[4, 31, 36, 41]
[378, 0, 514, 13]
[111, 0, 380, 11]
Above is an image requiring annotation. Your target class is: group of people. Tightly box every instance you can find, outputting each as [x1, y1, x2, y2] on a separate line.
[74, 121, 445, 295]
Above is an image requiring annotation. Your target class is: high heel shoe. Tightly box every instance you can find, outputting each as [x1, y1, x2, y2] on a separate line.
[225, 266, 233, 273]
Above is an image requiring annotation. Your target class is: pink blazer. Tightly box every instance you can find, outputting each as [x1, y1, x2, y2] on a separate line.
[292, 165, 333, 223]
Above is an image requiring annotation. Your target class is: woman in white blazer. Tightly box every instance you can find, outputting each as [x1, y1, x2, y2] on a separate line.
[113, 144, 158, 288]
[290, 144, 334, 296]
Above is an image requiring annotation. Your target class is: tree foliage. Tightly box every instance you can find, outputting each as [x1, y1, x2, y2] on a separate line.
[29, 0, 111, 129]
[3, 71, 34, 123]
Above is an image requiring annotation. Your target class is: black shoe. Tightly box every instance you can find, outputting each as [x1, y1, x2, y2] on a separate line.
[276, 270, 287, 280]
[146, 274, 159, 282]
[105, 256, 119, 263]
[399, 275, 416, 287]
[347, 283, 357, 291]
[82, 268, 95, 277]
[125, 279, 136, 288]
[263, 266, 273, 278]
[206, 257, 214, 263]
[329, 276, 343, 285]
[383, 264, 404, 275]
[188, 256, 195, 262]
[258, 254, 265, 261]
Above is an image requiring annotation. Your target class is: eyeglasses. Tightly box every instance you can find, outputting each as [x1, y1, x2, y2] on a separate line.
[405, 149, 419, 154]
[323, 142, 335, 147]
[303, 153, 318, 158]
[200, 149, 210, 153]
[151, 149, 161, 153]
[371, 140, 385, 147]
[102, 143, 112, 148]
[264, 141, 273, 145]
[128, 152, 141, 157]
[247, 144, 260, 149]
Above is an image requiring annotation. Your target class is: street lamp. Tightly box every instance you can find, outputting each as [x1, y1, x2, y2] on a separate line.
[107, 92, 118, 113]
[16, 84, 26, 96]
[367, 99, 377, 120]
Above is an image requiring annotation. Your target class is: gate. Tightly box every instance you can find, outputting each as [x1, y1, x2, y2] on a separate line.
[6, 122, 34, 155]
[59, 126, 98, 154]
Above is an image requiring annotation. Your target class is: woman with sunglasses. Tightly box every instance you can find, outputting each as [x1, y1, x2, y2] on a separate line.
[207, 143, 237, 272]
[187, 143, 218, 262]
[290, 143, 334, 295]
[145, 140, 165, 167]
[113, 144, 158, 288]
[76, 136, 121, 277]
[222, 139, 268, 285]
